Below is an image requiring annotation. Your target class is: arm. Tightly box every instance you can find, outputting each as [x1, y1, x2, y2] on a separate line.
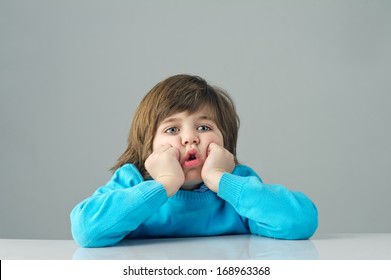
[70, 164, 168, 247]
[217, 165, 318, 240]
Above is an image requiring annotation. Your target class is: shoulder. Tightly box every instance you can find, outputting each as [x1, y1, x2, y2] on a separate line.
[232, 164, 263, 182]
[232, 164, 257, 176]
[106, 164, 145, 189]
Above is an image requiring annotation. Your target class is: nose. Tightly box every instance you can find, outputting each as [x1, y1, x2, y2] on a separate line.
[181, 131, 200, 146]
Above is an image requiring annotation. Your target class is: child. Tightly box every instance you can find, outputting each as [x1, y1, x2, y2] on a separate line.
[70, 74, 318, 248]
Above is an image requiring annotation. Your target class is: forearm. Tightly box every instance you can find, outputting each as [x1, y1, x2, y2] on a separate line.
[70, 181, 167, 247]
[218, 173, 318, 239]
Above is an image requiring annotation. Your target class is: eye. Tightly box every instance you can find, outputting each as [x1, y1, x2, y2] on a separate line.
[197, 125, 211, 132]
[165, 127, 179, 134]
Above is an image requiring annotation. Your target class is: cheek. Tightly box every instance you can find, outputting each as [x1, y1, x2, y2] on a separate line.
[152, 136, 162, 151]
[216, 134, 224, 146]
[206, 133, 224, 147]
[214, 131, 224, 146]
[152, 135, 177, 151]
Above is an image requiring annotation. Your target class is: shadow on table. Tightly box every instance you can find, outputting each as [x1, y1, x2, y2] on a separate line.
[73, 234, 319, 260]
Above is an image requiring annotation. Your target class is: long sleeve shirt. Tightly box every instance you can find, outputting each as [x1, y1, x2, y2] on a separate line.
[70, 164, 318, 248]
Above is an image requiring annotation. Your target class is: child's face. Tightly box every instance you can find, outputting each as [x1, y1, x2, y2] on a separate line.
[153, 109, 224, 189]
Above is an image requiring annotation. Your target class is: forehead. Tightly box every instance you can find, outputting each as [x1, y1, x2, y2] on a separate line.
[160, 109, 216, 124]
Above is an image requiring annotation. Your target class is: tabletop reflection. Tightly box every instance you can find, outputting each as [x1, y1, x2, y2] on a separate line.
[73, 234, 318, 260]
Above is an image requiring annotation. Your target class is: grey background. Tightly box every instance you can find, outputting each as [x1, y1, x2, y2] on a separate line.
[1, 0, 390, 240]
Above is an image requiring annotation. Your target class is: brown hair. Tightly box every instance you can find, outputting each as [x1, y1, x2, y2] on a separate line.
[111, 74, 240, 178]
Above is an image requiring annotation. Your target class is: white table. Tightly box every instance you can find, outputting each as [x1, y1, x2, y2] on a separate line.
[1, 233, 390, 260]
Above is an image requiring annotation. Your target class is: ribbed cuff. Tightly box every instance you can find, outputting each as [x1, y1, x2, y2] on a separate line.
[217, 172, 248, 207]
[136, 181, 168, 211]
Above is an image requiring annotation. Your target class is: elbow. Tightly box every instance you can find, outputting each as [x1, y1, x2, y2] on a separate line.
[281, 203, 319, 240]
[70, 211, 127, 248]
[71, 222, 111, 248]
[70, 209, 106, 248]
[285, 215, 318, 240]
[282, 193, 319, 239]
[254, 203, 318, 240]
[72, 231, 93, 248]
[70, 215, 95, 248]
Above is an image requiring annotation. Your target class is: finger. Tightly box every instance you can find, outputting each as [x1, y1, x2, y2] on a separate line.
[167, 146, 180, 159]
[155, 144, 172, 152]
[210, 142, 224, 150]
[207, 142, 214, 156]
[207, 142, 222, 155]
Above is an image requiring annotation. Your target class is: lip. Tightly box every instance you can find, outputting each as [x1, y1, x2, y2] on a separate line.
[182, 149, 203, 168]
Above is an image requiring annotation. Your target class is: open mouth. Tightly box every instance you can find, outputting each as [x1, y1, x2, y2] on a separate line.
[187, 153, 197, 161]
[184, 149, 199, 162]
[182, 150, 202, 168]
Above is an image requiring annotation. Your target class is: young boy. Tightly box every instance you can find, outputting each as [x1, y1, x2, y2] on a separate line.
[70, 74, 318, 248]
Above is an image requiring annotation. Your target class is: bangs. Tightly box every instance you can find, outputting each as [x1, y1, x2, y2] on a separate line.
[155, 83, 221, 126]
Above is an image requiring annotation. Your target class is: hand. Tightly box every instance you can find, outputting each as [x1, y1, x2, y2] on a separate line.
[145, 144, 185, 197]
[201, 142, 235, 192]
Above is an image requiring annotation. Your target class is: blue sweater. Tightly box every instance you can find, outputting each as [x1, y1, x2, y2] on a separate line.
[70, 164, 318, 247]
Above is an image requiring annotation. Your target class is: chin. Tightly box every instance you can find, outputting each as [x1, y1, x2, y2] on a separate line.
[184, 168, 202, 181]
[183, 177, 203, 186]
[182, 175, 203, 189]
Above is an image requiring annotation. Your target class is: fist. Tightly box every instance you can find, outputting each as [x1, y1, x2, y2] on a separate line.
[201, 143, 235, 192]
[145, 145, 185, 197]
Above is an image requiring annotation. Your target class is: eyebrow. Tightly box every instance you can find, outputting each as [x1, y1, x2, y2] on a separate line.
[161, 115, 213, 125]
[198, 115, 213, 121]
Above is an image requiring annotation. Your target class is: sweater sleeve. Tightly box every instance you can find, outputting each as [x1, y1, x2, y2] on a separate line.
[217, 165, 318, 240]
[70, 164, 168, 247]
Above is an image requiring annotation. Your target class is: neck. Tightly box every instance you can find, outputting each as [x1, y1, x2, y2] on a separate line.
[180, 181, 204, 191]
